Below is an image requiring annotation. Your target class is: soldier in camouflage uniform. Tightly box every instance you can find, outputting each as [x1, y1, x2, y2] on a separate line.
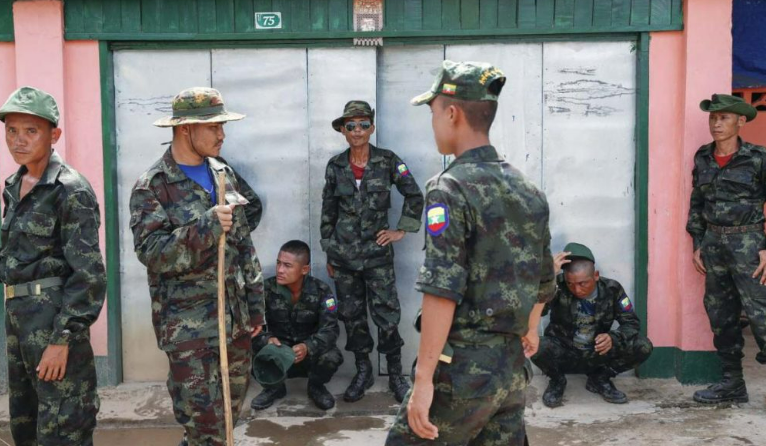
[386, 61, 555, 446]
[321, 100, 424, 403]
[531, 243, 653, 408]
[687, 94, 766, 404]
[250, 240, 343, 411]
[130, 87, 265, 446]
[0, 86, 106, 446]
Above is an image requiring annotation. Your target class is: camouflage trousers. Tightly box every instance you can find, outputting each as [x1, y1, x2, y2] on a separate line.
[333, 264, 404, 355]
[386, 340, 529, 446]
[531, 335, 653, 378]
[167, 335, 251, 446]
[253, 341, 343, 387]
[701, 230, 766, 371]
[5, 287, 100, 446]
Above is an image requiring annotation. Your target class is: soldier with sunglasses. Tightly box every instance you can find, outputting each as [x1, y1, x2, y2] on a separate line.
[320, 100, 424, 403]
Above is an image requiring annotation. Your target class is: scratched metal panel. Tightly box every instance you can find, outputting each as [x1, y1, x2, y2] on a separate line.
[211, 49, 310, 280]
[542, 41, 636, 298]
[114, 50, 211, 382]
[376, 46, 446, 375]
[445, 43, 544, 187]
[306, 47, 378, 377]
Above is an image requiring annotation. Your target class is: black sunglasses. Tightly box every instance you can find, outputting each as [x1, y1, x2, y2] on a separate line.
[344, 121, 372, 132]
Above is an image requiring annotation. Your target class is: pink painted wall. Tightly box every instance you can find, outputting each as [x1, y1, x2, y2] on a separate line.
[0, 2, 107, 356]
[647, 0, 734, 351]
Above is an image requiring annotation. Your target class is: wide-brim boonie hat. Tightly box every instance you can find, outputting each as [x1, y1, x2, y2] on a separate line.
[700, 94, 757, 122]
[332, 100, 375, 132]
[153, 87, 245, 127]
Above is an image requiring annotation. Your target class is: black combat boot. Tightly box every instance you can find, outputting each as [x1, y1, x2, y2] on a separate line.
[586, 373, 628, 404]
[344, 354, 374, 402]
[387, 353, 410, 403]
[308, 380, 335, 410]
[542, 375, 567, 408]
[693, 372, 749, 404]
[250, 384, 287, 410]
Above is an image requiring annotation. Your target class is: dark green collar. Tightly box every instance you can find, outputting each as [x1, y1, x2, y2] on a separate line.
[447, 145, 502, 170]
[6, 149, 63, 189]
[332, 144, 386, 167]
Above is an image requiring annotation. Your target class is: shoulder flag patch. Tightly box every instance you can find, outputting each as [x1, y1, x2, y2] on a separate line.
[619, 293, 633, 312]
[324, 297, 337, 312]
[397, 163, 410, 177]
[426, 203, 450, 236]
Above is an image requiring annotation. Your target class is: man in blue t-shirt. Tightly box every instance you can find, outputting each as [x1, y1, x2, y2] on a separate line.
[531, 243, 653, 408]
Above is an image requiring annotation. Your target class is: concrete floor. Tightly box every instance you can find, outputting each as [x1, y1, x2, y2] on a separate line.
[0, 344, 764, 445]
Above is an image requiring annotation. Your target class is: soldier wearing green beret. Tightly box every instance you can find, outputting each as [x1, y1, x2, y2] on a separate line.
[0, 86, 106, 445]
[531, 243, 653, 408]
[250, 240, 343, 411]
[385, 61, 555, 446]
[687, 93, 766, 404]
[129, 87, 265, 446]
[320, 100, 424, 403]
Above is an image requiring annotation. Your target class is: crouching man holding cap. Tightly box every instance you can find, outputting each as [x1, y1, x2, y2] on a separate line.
[0, 86, 106, 445]
[531, 243, 653, 408]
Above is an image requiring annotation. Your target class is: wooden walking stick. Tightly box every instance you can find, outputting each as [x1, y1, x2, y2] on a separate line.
[217, 172, 235, 446]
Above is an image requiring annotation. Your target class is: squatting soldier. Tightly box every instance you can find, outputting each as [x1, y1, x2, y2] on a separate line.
[130, 87, 265, 446]
[386, 61, 555, 445]
[0, 86, 106, 445]
[320, 100, 424, 403]
[532, 243, 653, 408]
[250, 240, 343, 411]
[687, 94, 766, 404]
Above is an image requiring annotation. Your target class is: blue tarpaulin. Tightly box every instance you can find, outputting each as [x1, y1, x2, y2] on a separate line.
[733, 0, 766, 89]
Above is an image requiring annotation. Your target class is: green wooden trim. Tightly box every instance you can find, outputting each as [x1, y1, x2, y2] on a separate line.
[0, 0, 13, 42]
[635, 32, 649, 339]
[99, 40, 123, 387]
[640, 347, 721, 384]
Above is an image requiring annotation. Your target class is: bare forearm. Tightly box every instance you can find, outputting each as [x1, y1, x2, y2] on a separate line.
[414, 294, 457, 383]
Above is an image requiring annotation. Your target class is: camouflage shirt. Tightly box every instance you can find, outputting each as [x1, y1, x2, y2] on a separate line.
[416, 145, 555, 344]
[320, 145, 424, 271]
[130, 148, 264, 352]
[544, 275, 640, 353]
[0, 151, 106, 345]
[687, 139, 766, 250]
[218, 156, 262, 232]
[253, 275, 339, 356]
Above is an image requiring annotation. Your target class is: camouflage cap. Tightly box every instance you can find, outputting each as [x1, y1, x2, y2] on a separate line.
[563, 242, 595, 263]
[252, 344, 296, 386]
[699, 94, 757, 122]
[153, 87, 245, 127]
[0, 86, 60, 126]
[332, 100, 375, 132]
[411, 60, 506, 106]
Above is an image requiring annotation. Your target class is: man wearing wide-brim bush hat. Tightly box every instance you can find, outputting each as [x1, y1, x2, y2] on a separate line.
[687, 92, 766, 406]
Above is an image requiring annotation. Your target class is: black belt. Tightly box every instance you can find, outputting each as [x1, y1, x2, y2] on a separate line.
[5, 277, 64, 300]
[707, 223, 763, 235]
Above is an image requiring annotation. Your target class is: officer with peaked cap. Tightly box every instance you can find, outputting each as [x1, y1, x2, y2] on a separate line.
[385, 61, 555, 445]
[130, 87, 265, 446]
[0, 86, 106, 445]
[687, 93, 766, 404]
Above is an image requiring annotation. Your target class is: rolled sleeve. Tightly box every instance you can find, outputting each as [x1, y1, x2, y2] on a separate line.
[415, 259, 468, 303]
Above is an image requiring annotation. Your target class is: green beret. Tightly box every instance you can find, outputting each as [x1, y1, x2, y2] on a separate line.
[699, 94, 757, 122]
[0, 86, 60, 126]
[411, 60, 506, 106]
[252, 344, 296, 387]
[332, 100, 375, 132]
[563, 242, 595, 263]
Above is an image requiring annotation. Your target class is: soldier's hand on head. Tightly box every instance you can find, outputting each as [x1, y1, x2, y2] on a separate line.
[37, 344, 69, 381]
[376, 229, 406, 246]
[408, 380, 438, 440]
[752, 250, 766, 285]
[594, 333, 613, 355]
[326, 263, 335, 278]
[292, 343, 308, 363]
[553, 252, 571, 272]
[214, 204, 234, 233]
[267, 337, 281, 346]
[692, 249, 706, 275]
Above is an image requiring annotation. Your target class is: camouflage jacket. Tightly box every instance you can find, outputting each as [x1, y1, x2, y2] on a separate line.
[0, 151, 106, 345]
[543, 275, 641, 352]
[320, 145, 424, 271]
[687, 139, 766, 250]
[253, 275, 339, 356]
[416, 145, 555, 344]
[218, 156, 262, 232]
[130, 148, 264, 352]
